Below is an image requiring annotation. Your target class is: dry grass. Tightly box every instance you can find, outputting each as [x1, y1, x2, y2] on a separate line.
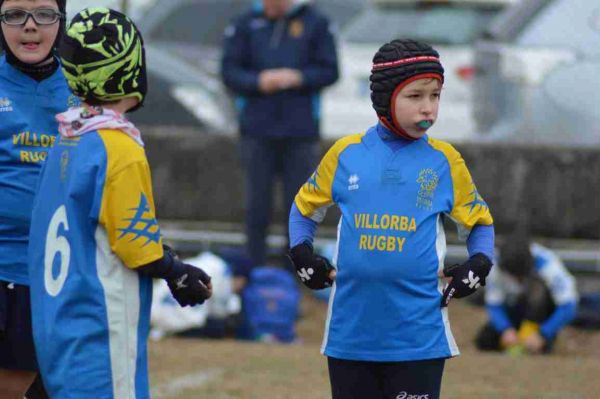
[148, 294, 600, 399]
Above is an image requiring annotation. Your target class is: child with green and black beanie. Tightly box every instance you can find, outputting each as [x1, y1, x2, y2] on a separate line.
[27, 8, 212, 398]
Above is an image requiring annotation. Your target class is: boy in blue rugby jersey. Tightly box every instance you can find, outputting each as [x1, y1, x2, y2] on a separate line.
[27, 8, 212, 398]
[288, 39, 495, 399]
[0, 0, 70, 397]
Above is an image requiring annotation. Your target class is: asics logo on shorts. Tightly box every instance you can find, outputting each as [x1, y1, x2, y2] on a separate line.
[396, 392, 429, 399]
[462, 271, 480, 289]
[297, 267, 314, 282]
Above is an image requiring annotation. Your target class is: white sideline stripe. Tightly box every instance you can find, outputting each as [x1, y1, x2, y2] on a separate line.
[320, 218, 341, 354]
[161, 227, 600, 273]
[96, 227, 140, 398]
[152, 369, 224, 398]
[436, 216, 459, 356]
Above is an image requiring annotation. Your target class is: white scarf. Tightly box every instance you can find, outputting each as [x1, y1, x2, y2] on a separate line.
[56, 105, 144, 147]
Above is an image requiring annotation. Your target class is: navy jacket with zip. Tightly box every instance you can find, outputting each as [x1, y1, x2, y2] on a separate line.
[221, 2, 338, 138]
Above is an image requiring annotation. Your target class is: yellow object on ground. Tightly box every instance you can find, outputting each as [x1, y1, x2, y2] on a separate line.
[518, 320, 540, 341]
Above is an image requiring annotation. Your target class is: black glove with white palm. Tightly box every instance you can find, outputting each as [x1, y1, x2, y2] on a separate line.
[288, 242, 335, 290]
[440, 253, 492, 307]
[138, 245, 212, 307]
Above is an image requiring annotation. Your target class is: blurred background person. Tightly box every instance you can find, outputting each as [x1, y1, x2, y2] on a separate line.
[476, 233, 578, 354]
[221, 0, 339, 270]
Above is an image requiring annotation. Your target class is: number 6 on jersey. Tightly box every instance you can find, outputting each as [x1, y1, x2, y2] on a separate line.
[44, 205, 71, 297]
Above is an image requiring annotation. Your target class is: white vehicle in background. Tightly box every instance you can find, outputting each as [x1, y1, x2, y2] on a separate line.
[473, 0, 600, 146]
[116, 0, 366, 131]
[66, 0, 155, 19]
[321, 0, 515, 142]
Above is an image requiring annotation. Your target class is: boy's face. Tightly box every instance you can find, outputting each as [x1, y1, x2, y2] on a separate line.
[393, 78, 442, 139]
[1, 0, 60, 65]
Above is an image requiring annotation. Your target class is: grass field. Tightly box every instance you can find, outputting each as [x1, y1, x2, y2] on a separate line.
[148, 295, 600, 399]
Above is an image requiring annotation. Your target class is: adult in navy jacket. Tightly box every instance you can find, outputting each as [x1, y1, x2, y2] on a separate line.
[221, 0, 338, 268]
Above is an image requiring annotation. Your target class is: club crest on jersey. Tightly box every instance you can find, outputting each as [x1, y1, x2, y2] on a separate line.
[289, 19, 304, 38]
[348, 174, 360, 191]
[416, 168, 438, 210]
[117, 193, 161, 246]
[67, 94, 81, 108]
[0, 97, 13, 112]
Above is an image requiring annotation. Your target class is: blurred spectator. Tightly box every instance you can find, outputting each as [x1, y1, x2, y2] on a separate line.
[221, 0, 339, 267]
[476, 235, 578, 354]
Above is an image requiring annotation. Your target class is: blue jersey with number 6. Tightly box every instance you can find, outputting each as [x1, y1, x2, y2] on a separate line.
[28, 127, 163, 399]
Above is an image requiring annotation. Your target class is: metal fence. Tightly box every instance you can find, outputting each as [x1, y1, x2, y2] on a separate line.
[162, 227, 600, 274]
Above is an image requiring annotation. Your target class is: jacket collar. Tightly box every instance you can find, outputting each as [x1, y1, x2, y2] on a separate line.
[252, 0, 309, 19]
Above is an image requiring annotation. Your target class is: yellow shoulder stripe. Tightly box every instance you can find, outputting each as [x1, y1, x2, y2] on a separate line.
[427, 137, 493, 228]
[295, 133, 364, 219]
[98, 129, 163, 268]
[98, 129, 146, 179]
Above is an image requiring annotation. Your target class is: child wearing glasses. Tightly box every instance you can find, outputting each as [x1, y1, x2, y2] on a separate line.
[0, 0, 70, 398]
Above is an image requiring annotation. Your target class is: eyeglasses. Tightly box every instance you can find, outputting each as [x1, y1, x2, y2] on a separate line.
[0, 8, 63, 26]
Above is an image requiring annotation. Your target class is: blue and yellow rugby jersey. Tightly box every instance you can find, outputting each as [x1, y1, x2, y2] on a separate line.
[486, 243, 577, 338]
[0, 56, 74, 284]
[295, 123, 493, 361]
[28, 128, 162, 399]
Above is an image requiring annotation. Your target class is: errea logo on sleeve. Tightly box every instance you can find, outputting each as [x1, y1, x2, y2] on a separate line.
[348, 174, 360, 191]
[0, 97, 13, 112]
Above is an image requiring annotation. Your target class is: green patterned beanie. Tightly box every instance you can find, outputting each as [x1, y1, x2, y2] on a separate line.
[59, 7, 147, 111]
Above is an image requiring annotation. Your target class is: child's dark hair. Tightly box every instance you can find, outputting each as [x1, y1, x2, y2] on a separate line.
[499, 233, 534, 278]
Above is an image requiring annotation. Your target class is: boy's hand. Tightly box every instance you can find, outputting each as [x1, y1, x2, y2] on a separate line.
[288, 242, 335, 290]
[441, 253, 492, 307]
[500, 328, 519, 349]
[258, 70, 280, 94]
[522, 331, 545, 354]
[167, 264, 213, 307]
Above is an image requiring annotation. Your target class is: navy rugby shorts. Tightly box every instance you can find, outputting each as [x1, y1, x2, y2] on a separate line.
[328, 356, 445, 399]
[0, 280, 39, 371]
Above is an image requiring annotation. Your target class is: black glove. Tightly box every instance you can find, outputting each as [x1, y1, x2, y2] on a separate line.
[441, 253, 492, 307]
[166, 261, 212, 307]
[288, 242, 334, 290]
[138, 245, 212, 307]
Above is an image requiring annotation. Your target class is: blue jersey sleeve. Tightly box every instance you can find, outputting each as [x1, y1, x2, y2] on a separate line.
[540, 302, 577, 339]
[467, 224, 495, 260]
[487, 304, 513, 332]
[289, 203, 318, 247]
